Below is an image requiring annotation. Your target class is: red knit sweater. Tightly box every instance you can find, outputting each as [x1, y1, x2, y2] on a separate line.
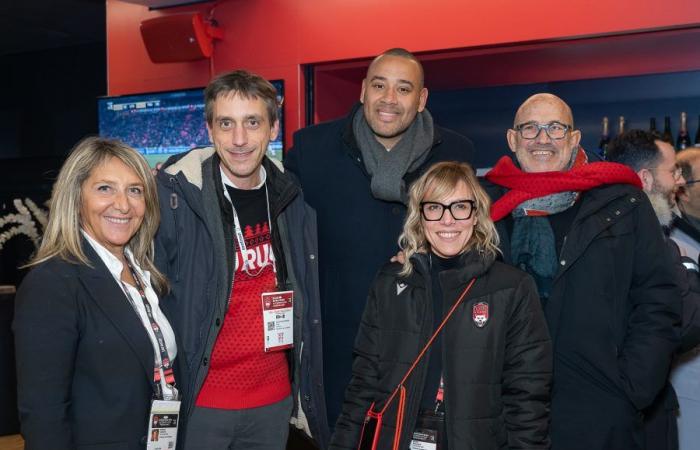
[196, 219, 290, 409]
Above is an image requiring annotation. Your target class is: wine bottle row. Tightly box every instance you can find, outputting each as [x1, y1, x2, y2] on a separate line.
[598, 112, 700, 159]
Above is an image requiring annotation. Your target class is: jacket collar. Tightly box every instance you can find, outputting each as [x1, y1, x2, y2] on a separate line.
[162, 146, 215, 190]
[404, 249, 494, 289]
[161, 146, 300, 217]
[75, 238, 156, 388]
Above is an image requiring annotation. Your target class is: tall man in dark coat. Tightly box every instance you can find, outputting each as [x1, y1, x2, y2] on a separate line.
[284, 48, 475, 425]
[483, 94, 681, 450]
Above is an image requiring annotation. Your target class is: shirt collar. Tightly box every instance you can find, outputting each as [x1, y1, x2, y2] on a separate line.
[81, 230, 149, 283]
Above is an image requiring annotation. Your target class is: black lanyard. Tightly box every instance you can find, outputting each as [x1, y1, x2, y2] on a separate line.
[122, 257, 176, 400]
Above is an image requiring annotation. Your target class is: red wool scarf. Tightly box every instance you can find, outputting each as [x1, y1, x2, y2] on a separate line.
[485, 152, 642, 221]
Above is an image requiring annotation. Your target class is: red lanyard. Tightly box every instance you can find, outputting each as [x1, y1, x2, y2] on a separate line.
[122, 257, 176, 400]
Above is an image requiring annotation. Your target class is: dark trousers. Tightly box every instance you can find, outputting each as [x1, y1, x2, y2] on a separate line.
[184, 395, 293, 450]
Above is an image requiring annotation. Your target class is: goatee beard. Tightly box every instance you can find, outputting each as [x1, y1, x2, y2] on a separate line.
[647, 190, 674, 227]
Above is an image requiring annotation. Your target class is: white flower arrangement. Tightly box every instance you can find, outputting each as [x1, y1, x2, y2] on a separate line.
[0, 198, 48, 251]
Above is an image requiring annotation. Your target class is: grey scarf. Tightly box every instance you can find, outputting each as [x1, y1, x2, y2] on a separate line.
[353, 108, 434, 203]
[510, 146, 581, 299]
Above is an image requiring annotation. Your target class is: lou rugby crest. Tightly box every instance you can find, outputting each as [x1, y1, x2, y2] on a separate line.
[472, 301, 489, 328]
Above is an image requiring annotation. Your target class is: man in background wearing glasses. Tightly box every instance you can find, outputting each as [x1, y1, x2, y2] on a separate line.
[606, 129, 700, 450]
[673, 148, 700, 263]
[669, 147, 700, 450]
[483, 93, 681, 450]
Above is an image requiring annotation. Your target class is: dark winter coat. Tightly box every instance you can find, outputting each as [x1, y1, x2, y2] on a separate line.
[284, 103, 475, 424]
[154, 148, 329, 448]
[483, 179, 682, 450]
[329, 251, 552, 450]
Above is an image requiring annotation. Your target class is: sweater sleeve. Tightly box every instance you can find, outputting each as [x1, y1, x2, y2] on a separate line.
[502, 274, 553, 449]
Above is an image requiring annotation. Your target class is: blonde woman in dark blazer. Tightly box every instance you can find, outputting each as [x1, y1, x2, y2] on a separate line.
[14, 137, 176, 450]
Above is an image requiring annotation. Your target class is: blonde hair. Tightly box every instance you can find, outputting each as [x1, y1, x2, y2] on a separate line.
[28, 136, 168, 293]
[398, 161, 500, 276]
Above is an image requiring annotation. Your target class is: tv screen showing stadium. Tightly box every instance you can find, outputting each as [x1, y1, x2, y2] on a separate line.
[98, 82, 285, 167]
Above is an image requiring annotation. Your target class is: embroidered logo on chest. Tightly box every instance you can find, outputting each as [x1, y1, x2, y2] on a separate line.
[472, 301, 489, 328]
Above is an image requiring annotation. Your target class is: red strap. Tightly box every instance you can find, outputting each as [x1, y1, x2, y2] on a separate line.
[392, 386, 407, 450]
[378, 277, 476, 415]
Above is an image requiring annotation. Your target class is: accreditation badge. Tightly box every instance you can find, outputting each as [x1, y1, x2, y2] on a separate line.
[147, 399, 180, 450]
[409, 428, 437, 450]
[262, 290, 294, 352]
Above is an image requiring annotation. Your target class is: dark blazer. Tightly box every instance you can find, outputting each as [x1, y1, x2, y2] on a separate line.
[13, 242, 159, 450]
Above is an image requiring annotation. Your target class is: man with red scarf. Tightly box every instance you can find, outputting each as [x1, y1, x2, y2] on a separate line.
[483, 94, 681, 450]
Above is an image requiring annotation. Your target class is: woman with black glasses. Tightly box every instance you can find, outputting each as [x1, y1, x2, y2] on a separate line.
[330, 161, 552, 450]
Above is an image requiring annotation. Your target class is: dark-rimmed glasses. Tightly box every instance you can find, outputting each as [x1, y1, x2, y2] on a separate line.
[420, 200, 476, 221]
[513, 121, 572, 140]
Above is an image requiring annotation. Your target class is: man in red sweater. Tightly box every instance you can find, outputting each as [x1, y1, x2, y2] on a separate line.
[155, 71, 328, 449]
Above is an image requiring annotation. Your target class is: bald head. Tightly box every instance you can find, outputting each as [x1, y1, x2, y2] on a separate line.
[514, 93, 574, 128]
[507, 93, 581, 173]
[367, 48, 425, 88]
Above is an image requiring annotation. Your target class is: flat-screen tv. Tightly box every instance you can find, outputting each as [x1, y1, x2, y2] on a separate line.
[98, 81, 285, 167]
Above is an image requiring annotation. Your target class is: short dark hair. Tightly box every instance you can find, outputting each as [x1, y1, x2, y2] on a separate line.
[372, 48, 425, 87]
[204, 69, 279, 125]
[606, 129, 664, 172]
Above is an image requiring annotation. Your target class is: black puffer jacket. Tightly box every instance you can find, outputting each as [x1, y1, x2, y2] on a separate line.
[330, 251, 552, 450]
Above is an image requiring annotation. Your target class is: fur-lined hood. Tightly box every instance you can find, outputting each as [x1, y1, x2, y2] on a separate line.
[163, 146, 286, 190]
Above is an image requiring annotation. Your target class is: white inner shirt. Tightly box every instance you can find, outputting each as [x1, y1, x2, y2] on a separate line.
[83, 231, 178, 400]
[219, 164, 266, 201]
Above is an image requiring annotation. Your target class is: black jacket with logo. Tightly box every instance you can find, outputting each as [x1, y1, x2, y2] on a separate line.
[329, 251, 552, 450]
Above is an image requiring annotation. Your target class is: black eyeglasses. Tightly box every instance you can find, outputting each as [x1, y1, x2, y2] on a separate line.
[420, 200, 476, 221]
[684, 179, 700, 186]
[513, 121, 572, 140]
